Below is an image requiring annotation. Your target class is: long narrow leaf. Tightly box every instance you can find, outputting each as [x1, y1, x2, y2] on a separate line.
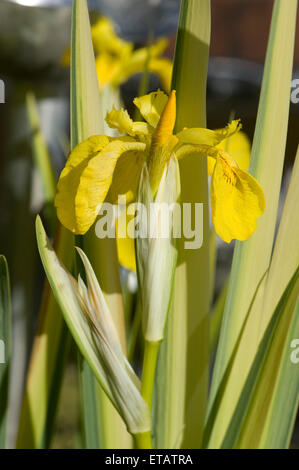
[78, 354, 100, 448]
[35, 216, 120, 415]
[209, 0, 298, 447]
[17, 225, 72, 449]
[259, 299, 299, 448]
[36, 217, 150, 435]
[219, 266, 299, 448]
[210, 280, 228, 358]
[154, 0, 211, 448]
[203, 270, 268, 448]
[70, 0, 130, 448]
[261, 146, 299, 328]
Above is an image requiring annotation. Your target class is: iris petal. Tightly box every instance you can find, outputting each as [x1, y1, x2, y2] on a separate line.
[176, 119, 241, 147]
[216, 130, 251, 171]
[106, 107, 150, 136]
[107, 149, 146, 204]
[211, 155, 265, 243]
[133, 90, 168, 128]
[55, 137, 145, 234]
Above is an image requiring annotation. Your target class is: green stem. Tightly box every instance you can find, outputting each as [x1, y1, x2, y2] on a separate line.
[134, 431, 152, 449]
[141, 340, 160, 411]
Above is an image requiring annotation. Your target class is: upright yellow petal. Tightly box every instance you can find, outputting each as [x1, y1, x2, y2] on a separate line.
[133, 90, 169, 128]
[176, 126, 250, 176]
[210, 154, 265, 243]
[55, 137, 145, 234]
[176, 119, 242, 147]
[215, 119, 242, 141]
[106, 107, 150, 136]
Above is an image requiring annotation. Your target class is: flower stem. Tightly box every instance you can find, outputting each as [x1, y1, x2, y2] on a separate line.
[134, 431, 152, 449]
[141, 340, 160, 411]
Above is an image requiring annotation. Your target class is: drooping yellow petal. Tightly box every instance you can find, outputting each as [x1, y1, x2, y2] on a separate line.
[176, 119, 242, 147]
[55, 136, 146, 234]
[133, 90, 169, 128]
[151, 89, 176, 150]
[106, 107, 150, 136]
[57, 135, 110, 172]
[55, 135, 109, 233]
[210, 154, 265, 243]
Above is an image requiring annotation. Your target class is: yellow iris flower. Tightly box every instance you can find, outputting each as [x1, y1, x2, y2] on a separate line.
[55, 90, 265, 269]
[62, 17, 173, 92]
[117, 114, 253, 272]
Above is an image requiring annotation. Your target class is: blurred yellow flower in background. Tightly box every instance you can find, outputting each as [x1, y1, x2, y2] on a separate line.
[93, 18, 173, 92]
[62, 17, 173, 93]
